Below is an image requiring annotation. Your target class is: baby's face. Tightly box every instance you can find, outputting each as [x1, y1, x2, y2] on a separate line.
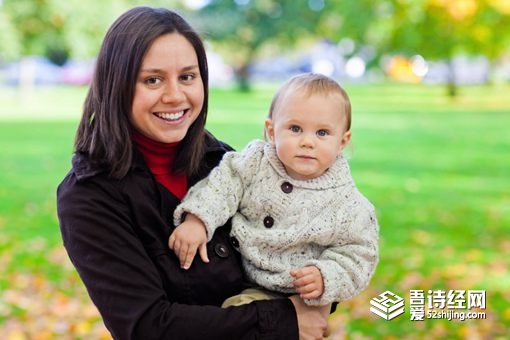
[265, 91, 351, 181]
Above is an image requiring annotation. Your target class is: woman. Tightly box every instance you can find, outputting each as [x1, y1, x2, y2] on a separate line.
[57, 6, 329, 340]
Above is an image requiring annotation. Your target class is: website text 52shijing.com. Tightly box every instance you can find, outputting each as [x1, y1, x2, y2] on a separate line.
[427, 309, 486, 321]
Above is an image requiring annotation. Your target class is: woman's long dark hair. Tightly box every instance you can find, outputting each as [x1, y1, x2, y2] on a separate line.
[75, 7, 209, 178]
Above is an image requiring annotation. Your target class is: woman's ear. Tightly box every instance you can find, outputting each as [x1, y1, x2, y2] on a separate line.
[265, 118, 275, 143]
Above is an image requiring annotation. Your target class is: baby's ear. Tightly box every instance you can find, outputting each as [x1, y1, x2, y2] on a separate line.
[264, 118, 275, 142]
[339, 130, 352, 150]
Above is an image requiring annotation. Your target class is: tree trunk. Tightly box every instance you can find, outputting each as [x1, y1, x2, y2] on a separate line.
[18, 57, 35, 102]
[235, 63, 251, 92]
[446, 58, 457, 98]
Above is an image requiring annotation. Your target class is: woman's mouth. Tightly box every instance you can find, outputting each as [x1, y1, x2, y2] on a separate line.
[154, 110, 186, 121]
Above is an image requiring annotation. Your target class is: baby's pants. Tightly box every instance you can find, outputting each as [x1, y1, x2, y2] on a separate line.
[222, 287, 285, 307]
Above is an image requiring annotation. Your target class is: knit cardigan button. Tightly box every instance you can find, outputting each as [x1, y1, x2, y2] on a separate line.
[263, 216, 274, 228]
[230, 236, 240, 248]
[281, 182, 293, 193]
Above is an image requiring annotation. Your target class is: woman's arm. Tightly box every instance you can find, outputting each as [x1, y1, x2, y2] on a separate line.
[290, 296, 330, 339]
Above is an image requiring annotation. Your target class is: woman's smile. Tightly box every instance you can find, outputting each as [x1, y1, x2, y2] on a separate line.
[154, 110, 186, 122]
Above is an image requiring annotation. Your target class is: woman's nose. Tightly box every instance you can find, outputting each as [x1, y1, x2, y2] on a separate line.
[161, 81, 185, 103]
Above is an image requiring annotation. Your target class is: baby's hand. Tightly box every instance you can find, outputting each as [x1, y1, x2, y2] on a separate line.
[168, 213, 209, 269]
[290, 266, 324, 300]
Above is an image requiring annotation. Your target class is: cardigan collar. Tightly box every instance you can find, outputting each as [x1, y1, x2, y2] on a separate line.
[263, 142, 354, 190]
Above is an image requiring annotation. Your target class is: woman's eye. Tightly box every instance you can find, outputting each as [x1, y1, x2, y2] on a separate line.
[317, 130, 329, 137]
[145, 77, 161, 86]
[180, 74, 195, 82]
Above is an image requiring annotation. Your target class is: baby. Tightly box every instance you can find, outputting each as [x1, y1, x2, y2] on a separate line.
[170, 72, 379, 307]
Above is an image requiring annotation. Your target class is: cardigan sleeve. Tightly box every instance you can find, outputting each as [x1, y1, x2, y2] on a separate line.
[304, 198, 379, 306]
[174, 141, 264, 241]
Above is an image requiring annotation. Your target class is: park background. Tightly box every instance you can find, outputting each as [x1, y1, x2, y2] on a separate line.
[0, 0, 509, 339]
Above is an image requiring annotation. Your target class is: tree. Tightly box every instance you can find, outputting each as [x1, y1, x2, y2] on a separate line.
[0, 9, 21, 61]
[194, 0, 325, 90]
[3, 0, 70, 64]
[0, 0, 188, 93]
[318, 0, 510, 96]
[0, 0, 188, 62]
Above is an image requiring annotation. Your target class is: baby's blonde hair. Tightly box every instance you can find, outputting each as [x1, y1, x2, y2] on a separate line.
[268, 73, 352, 131]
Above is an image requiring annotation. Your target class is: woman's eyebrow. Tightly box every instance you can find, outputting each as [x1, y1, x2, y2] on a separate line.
[139, 65, 199, 73]
[182, 65, 199, 71]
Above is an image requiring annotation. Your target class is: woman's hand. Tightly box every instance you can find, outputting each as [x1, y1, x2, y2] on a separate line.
[289, 295, 330, 340]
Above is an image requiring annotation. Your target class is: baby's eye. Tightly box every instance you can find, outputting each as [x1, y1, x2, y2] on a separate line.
[290, 125, 302, 133]
[317, 129, 329, 137]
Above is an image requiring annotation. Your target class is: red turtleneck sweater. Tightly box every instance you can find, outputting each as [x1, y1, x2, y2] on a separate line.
[131, 131, 187, 200]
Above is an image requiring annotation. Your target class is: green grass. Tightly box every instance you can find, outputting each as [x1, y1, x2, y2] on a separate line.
[0, 82, 509, 338]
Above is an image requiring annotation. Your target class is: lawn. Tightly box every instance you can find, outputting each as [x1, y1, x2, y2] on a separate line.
[0, 82, 509, 339]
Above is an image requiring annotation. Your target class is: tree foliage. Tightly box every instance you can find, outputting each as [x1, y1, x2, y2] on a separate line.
[1, 0, 509, 94]
[316, 0, 510, 60]
[0, 0, 187, 63]
[194, 0, 325, 90]
[196, 0, 510, 91]
[317, 0, 510, 95]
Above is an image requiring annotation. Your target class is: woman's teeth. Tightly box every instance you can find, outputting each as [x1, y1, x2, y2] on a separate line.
[156, 111, 184, 121]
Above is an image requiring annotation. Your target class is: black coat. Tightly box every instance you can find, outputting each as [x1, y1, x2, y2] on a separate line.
[57, 134, 298, 340]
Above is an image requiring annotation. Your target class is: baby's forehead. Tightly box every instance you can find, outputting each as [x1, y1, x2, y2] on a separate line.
[273, 97, 347, 126]
[282, 82, 345, 102]
[275, 89, 346, 113]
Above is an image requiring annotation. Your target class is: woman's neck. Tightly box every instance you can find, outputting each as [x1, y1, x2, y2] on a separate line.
[131, 130, 187, 199]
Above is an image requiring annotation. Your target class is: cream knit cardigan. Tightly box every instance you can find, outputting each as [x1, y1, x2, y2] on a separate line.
[174, 140, 379, 306]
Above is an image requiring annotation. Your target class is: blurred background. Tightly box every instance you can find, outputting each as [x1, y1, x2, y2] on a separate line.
[0, 0, 509, 339]
[2, 0, 510, 93]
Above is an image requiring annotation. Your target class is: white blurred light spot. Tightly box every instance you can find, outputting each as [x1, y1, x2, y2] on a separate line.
[338, 38, 355, 55]
[308, 0, 325, 11]
[235, 0, 250, 5]
[411, 55, 428, 77]
[345, 56, 365, 78]
[185, 0, 211, 9]
[312, 59, 334, 76]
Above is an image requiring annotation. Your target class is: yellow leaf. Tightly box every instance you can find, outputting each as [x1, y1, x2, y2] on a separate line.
[7, 330, 27, 340]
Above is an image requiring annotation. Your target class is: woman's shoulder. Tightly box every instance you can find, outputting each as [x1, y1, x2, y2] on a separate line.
[190, 132, 236, 182]
[56, 153, 111, 192]
[59, 153, 113, 194]
[70, 152, 107, 181]
[58, 153, 121, 197]
[204, 131, 234, 153]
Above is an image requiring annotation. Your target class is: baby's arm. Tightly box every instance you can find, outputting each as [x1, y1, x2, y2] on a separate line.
[290, 266, 324, 300]
[171, 142, 265, 269]
[169, 213, 209, 270]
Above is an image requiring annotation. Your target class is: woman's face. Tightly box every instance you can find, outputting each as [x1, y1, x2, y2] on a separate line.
[131, 33, 204, 143]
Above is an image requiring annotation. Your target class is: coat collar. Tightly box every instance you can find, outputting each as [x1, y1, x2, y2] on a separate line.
[72, 132, 232, 182]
